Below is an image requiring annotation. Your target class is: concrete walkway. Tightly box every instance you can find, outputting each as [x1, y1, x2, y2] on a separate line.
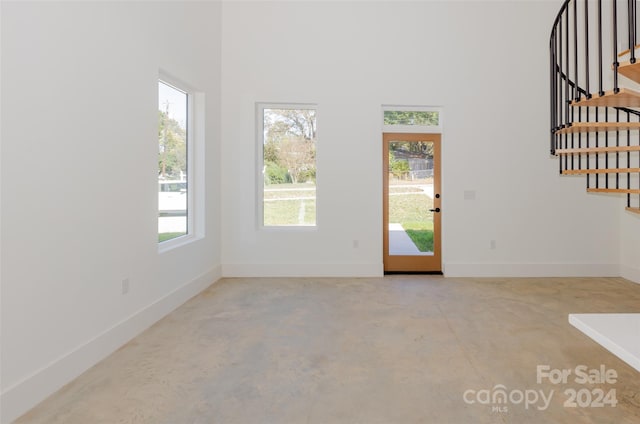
[388, 223, 433, 256]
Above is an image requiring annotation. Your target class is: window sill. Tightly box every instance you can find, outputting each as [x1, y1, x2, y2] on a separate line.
[158, 233, 200, 254]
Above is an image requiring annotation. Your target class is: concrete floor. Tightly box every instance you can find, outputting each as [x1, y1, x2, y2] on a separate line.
[15, 276, 640, 423]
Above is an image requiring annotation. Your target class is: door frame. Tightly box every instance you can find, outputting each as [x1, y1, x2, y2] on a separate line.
[383, 132, 442, 273]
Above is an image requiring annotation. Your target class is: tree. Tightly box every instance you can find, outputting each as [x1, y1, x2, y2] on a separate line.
[389, 151, 410, 179]
[383, 110, 439, 126]
[265, 109, 316, 142]
[263, 108, 317, 184]
[264, 140, 280, 164]
[391, 141, 434, 157]
[278, 137, 315, 183]
[158, 110, 186, 179]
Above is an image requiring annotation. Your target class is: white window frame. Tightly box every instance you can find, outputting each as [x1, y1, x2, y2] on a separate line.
[381, 105, 443, 134]
[158, 71, 205, 253]
[256, 102, 318, 230]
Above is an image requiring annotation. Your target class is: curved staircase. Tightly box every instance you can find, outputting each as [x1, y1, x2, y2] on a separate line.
[550, 0, 640, 214]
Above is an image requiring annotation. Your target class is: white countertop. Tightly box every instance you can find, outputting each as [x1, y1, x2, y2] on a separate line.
[569, 313, 640, 372]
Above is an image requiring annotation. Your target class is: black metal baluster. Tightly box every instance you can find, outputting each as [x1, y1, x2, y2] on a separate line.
[560, 18, 564, 129]
[574, 106, 579, 170]
[630, 0, 637, 63]
[616, 109, 621, 189]
[575, 0, 580, 100]
[598, 0, 605, 96]
[628, 111, 633, 206]
[585, 106, 589, 181]
[632, 1, 638, 58]
[606, 107, 610, 188]
[551, 33, 556, 153]
[585, 0, 592, 98]
[628, 111, 631, 198]
[567, 83, 571, 173]
[570, 78, 575, 172]
[566, 11, 571, 126]
[587, 108, 600, 188]
[614, 0, 620, 93]
[558, 13, 570, 172]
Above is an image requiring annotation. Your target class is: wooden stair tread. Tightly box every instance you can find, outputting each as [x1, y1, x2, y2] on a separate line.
[587, 188, 640, 194]
[555, 122, 640, 134]
[563, 168, 640, 175]
[626, 207, 640, 214]
[555, 145, 640, 154]
[618, 44, 640, 57]
[572, 88, 640, 107]
[618, 61, 640, 84]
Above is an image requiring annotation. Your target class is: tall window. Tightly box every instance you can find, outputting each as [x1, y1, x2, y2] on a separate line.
[158, 80, 189, 242]
[258, 104, 317, 227]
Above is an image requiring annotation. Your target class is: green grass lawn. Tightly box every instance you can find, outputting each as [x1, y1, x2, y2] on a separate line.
[402, 221, 434, 252]
[389, 193, 433, 222]
[261, 183, 432, 240]
[263, 183, 316, 226]
[264, 183, 316, 197]
[159, 232, 186, 243]
[264, 199, 316, 226]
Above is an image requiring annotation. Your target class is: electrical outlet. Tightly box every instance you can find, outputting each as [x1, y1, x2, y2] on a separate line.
[353, 240, 359, 248]
[490, 240, 497, 250]
[122, 278, 130, 295]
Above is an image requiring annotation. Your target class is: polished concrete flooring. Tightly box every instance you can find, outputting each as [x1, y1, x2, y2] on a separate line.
[15, 276, 640, 423]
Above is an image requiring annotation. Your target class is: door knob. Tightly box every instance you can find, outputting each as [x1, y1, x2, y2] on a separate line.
[429, 208, 441, 213]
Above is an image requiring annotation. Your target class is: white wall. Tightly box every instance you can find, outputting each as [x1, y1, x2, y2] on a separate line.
[0, 2, 222, 422]
[621, 209, 640, 283]
[221, 0, 621, 278]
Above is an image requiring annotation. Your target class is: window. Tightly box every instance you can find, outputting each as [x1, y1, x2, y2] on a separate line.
[158, 79, 190, 243]
[258, 104, 317, 227]
[384, 110, 439, 126]
[382, 106, 442, 133]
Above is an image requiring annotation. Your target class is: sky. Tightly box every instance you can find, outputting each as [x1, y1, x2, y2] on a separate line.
[158, 80, 187, 129]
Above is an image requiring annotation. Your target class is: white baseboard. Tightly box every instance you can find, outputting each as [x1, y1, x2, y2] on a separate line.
[1, 266, 222, 424]
[443, 262, 620, 278]
[222, 262, 621, 279]
[222, 263, 383, 277]
[621, 265, 640, 284]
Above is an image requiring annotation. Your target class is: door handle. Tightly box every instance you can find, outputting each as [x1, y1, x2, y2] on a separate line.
[429, 208, 441, 213]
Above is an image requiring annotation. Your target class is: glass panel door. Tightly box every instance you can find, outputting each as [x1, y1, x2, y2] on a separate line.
[383, 133, 441, 272]
[388, 140, 435, 255]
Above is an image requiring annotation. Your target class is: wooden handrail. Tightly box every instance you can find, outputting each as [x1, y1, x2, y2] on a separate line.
[587, 188, 640, 194]
[626, 207, 640, 214]
[563, 168, 640, 175]
[555, 145, 640, 154]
